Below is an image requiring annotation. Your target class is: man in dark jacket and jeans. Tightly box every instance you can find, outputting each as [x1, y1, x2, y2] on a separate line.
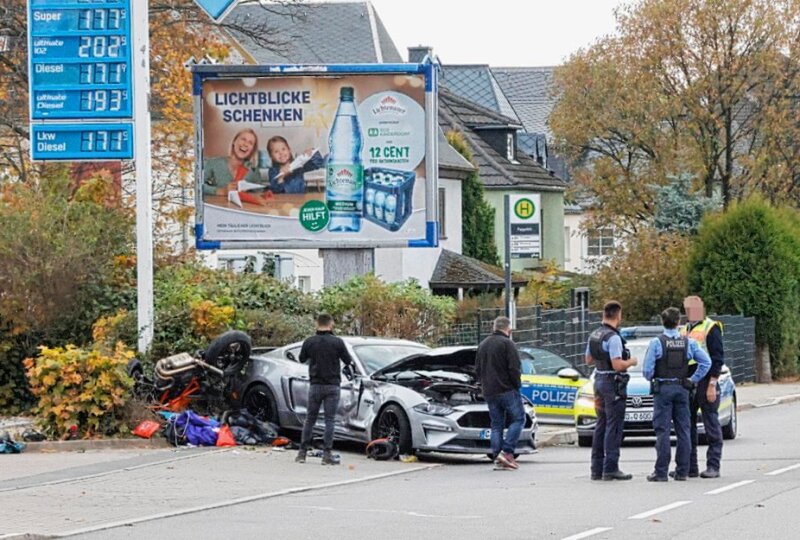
[296, 314, 354, 465]
[476, 316, 524, 470]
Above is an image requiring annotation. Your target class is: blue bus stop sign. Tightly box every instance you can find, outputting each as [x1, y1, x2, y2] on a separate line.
[193, 0, 237, 22]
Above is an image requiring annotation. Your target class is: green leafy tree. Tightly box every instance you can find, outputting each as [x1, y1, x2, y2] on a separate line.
[689, 197, 800, 379]
[445, 131, 500, 266]
[654, 173, 721, 235]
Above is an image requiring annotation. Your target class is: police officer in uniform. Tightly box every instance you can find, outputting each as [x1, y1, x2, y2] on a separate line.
[585, 301, 639, 481]
[681, 295, 725, 479]
[643, 307, 711, 481]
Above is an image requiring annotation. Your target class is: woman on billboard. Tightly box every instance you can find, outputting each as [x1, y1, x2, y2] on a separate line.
[202, 128, 264, 196]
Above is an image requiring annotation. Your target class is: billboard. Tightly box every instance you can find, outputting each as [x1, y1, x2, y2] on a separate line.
[193, 64, 438, 250]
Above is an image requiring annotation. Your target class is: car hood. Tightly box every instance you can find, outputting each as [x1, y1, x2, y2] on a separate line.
[372, 347, 477, 378]
[580, 371, 653, 396]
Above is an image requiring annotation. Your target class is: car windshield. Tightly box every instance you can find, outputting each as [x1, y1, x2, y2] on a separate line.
[353, 344, 431, 374]
[625, 343, 650, 372]
[519, 348, 571, 375]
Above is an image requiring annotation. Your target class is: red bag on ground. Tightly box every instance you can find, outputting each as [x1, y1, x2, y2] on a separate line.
[133, 420, 161, 439]
[216, 425, 237, 447]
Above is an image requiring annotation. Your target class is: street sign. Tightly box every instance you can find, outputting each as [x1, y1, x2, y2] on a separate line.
[27, 1, 134, 121]
[31, 123, 134, 160]
[193, 0, 238, 22]
[508, 194, 542, 259]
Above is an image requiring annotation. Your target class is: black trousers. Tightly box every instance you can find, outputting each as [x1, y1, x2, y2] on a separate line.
[300, 384, 340, 451]
[690, 378, 723, 472]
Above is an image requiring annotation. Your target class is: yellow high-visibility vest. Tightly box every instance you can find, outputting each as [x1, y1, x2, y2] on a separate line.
[681, 317, 723, 349]
[680, 317, 723, 364]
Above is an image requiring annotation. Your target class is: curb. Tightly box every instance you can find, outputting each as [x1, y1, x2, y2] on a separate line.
[21, 437, 170, 453]
[737, 393, 800, 412]
[537, 428, 576, 447]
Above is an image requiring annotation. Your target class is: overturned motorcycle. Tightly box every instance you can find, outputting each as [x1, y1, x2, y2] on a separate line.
[127, 331, 252, 414]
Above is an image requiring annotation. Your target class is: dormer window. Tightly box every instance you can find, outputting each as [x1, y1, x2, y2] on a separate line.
[506, 133, 517, 163]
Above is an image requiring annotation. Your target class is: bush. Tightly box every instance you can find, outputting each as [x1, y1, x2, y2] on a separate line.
[689, 197, 800, 378]
[517, 259, 568, 309]
[0, 171, 134, 411]
[23, 342, 134, 438]
[320, 274, 457, 344]
[149, 263, 318, 358]
[595, 229, 690, 322]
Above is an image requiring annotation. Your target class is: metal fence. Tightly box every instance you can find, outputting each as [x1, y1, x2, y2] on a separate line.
[440, 307, 757, 383]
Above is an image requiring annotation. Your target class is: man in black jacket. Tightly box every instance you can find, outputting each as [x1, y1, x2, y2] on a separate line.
[476, 316, 524, 470]
[296, 314, 354, 465]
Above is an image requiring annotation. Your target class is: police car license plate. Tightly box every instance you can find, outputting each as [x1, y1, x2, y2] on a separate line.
[625, 411, 653, 422]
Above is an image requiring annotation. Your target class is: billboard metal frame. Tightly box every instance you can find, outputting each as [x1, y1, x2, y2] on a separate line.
[192, 61, 439, 250]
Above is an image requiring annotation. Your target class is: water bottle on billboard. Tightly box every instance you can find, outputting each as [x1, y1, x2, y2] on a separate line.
[326, 86, 363, 232]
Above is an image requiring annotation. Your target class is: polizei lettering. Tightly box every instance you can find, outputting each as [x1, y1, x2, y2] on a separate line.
[530, 387, 577, 408]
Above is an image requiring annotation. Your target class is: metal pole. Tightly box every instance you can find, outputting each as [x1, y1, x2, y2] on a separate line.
[133, 1, 154, 353]
[504, 194, 511, 319]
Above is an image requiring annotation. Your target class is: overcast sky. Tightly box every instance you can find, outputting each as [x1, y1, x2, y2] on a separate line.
[365, 0, 624, 66]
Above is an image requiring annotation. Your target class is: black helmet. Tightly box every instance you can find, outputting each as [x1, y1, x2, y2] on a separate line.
[366, 438, 399, 461]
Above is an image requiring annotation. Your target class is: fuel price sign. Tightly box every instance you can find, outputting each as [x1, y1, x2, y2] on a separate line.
[28, 1, 133, 120]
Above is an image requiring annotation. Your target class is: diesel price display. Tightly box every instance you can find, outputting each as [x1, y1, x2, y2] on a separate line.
[28, 1, 133, 120]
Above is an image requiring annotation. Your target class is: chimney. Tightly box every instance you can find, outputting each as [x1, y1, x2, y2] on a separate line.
[408, 46, 433, 63]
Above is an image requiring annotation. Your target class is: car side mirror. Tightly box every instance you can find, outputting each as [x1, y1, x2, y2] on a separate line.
[557, 367, 581, 382]
[287, 351, 297, 362]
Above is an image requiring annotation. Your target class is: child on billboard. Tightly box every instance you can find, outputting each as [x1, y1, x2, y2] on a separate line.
[266, 135, 324, 194]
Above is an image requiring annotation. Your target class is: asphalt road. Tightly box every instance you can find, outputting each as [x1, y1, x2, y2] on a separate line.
[3, 401, 799, 540]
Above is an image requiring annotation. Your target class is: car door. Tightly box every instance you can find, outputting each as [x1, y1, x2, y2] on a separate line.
[285, 346, 310, 417]
[285, 343, 360, 438]
[519, 348, 586, 424]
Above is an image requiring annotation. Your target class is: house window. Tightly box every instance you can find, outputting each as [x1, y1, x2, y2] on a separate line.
[564, 226, 571, 262]
[438, 187, 446, 239]
[587, 228, 614, 257]
[506, 133, 515, 161]
[297, 276, 311, 293]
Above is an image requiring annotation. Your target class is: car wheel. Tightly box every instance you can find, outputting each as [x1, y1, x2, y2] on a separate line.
[243, 383, 279, 425]
[578, 435, 593, 448]
[722, 397, 737, 440]
[374, 404, 413, 455]
[204, 331, 252, 376]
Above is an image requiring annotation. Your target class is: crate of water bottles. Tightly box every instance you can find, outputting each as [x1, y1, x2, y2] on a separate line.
[363, 167, 415, 231]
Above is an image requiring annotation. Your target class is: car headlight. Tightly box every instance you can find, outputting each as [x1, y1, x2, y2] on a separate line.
[413, 402, 454, 416]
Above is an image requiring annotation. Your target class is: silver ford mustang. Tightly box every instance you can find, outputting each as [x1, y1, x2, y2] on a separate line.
[237, 338, 538, 456]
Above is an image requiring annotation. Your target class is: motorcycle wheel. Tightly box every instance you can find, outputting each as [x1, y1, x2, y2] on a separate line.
[204, 331, 252, 376]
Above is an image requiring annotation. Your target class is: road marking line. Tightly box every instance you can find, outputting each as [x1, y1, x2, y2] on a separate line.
[561, 527, 613, 540]
[705, 480, 755, 495]
[285, 504, 481, 520]
[628, 500, 692, 520]
[55, 464, 440, 537]
[766, 463, 800, 476]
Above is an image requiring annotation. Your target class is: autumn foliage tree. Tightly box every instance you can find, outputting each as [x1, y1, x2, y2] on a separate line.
[551, 0, 800, 233]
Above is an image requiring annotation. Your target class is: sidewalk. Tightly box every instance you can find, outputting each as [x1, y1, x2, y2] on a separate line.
[734, 381, 800, 409]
